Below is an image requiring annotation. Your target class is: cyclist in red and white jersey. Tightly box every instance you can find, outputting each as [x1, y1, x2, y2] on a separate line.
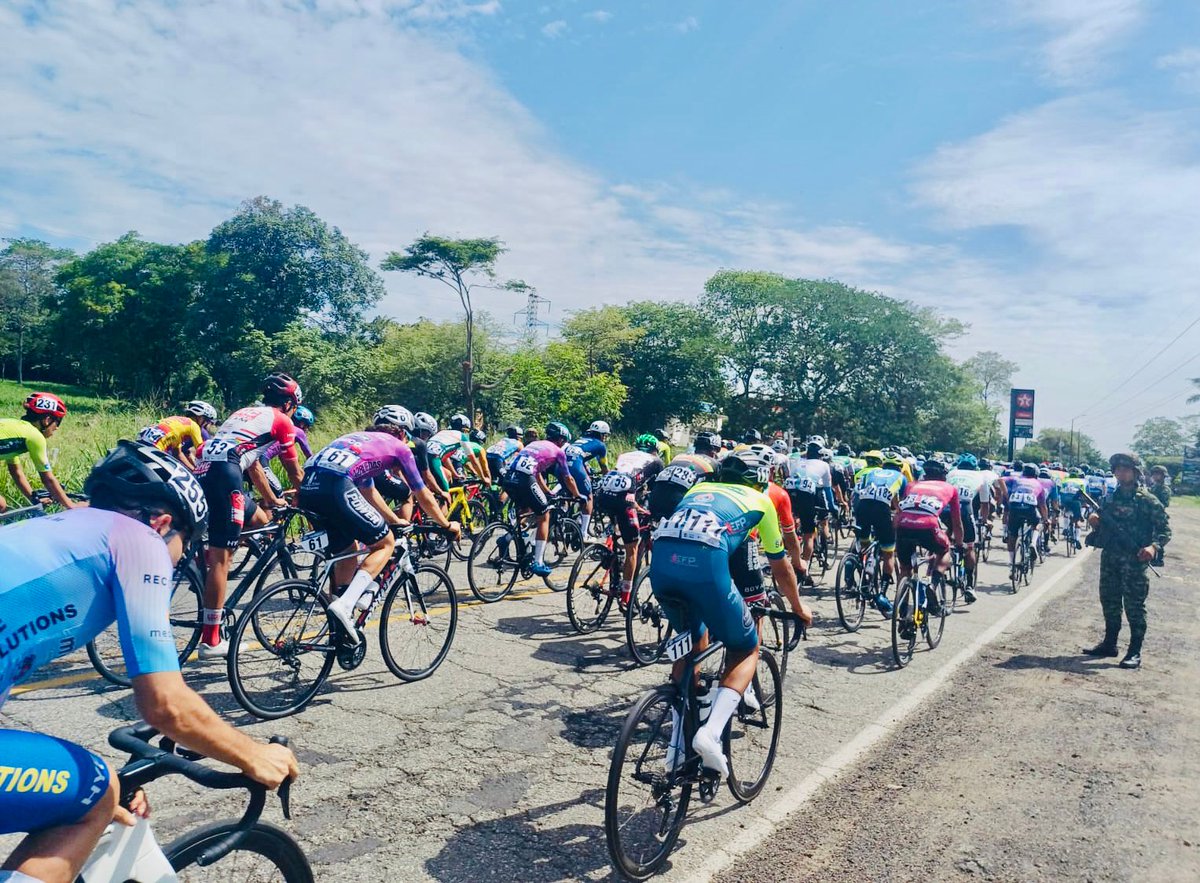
[194, 373, 305, 658]
[894, 459, 963, 589]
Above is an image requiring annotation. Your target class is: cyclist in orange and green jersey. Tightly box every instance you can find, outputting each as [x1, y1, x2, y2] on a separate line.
[0, 392, 80, 512]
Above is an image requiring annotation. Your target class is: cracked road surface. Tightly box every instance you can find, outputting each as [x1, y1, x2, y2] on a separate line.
[3, 511, 1194, 881]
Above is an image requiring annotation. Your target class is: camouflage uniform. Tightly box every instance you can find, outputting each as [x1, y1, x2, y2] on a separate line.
[1148, 477, 1171, 509]
[1093, 484, 1171, 654]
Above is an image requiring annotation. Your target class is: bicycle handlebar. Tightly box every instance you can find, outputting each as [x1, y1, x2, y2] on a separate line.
[754, 608, 809, 652]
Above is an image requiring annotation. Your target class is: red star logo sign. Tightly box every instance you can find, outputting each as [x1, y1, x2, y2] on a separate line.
[1017, 393, 1033, 408]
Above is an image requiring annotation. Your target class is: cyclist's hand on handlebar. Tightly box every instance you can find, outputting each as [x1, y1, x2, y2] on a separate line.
[114, 788, 151, 826]
[445, 520, 462, 540]
[247, 741, 300, 790]
[793, 600, 814, 628]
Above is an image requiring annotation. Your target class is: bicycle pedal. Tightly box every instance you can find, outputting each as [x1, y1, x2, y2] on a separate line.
[336, 635, 367, 670]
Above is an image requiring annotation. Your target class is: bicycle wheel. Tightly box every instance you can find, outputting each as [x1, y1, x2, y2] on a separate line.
[812, 533, 830, 580]
[833, 553, 866, 632]
[227, 580, 336, 720]
[543, 517, 583, 590]
[758, 592, 790, 683]
[87, 562, 204, 687]
[449, 499, 490, 561]
[727, 648, 783, 803]
[604, 686, 691, 881]
[380, 565, 457, 681]
[415, 528, 453, 571]
[926, 579, 948, 650]
[228, 532, 267, 580]
[166, 820, 314, 882]
[891, 578, 918, 667]
[566, 543, 617, 633]
[467, 522, 520, 602]
[626, 568, 670, 666]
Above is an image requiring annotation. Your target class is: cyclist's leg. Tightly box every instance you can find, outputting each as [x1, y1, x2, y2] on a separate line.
[198, 461, 245, 647]
[319, 475, 394, 635]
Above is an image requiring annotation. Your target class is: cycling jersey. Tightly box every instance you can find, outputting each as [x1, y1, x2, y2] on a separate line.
[306, 431, 425, 490]
[199, 406, 297, 471]
[1059, 477, 1087, 500]
[596, 451, 663, 499]
[563, 443, 593, 498]
[137, 415, 203, 456]
[0, 508, 179, 705]
[654, 482, 785, 558]
[647, 453, 718, 521]
[896, 480, 960, 530]
[1085, 475, 1106, 498]
[1037, 477, 1061, 506]
[854, 466, 907, 505]
[570, 436, 609, 471]
[1004, 476, 1048, 510]
[655, 441, 672, 463]
[258, 426, 312, 467]
[506, 440, 571, 484]
[427, 429, 469, 489]
[486, 438, 522, 464]
[947, 468, 991, 504]
[0, 417, 51, 473]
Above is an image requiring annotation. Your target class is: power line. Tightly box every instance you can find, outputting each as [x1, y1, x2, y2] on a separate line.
[1077, 350, 1200, 427]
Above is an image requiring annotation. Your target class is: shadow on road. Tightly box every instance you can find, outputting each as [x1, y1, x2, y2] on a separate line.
[994, 653, 1107, 674]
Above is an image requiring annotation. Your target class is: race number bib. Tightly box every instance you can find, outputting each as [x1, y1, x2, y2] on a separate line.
[901, 494, 944, 515]
[201, 436, 237, 462]
[663, 630, 693, 662]
[784, 475, 817, 494]
[654, 507, 726, 548]
[1010, 491, 1038, 507]
[298, 530, 330, 553]
[599, 471, 634, 495]
[426, 440, 446, 457]
[859, 483, 893, 503]
[310, 447, 361, 474]
[137, 426, 167, 446]
[511, 455, 537, 475]
[659, 464, 699, 489]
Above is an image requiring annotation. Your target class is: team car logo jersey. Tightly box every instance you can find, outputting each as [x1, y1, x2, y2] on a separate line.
[200, 407, 296, 472]
[307, 431, 426, 489]
[854, 467, 907, 505]
[653, 482, 786, 559]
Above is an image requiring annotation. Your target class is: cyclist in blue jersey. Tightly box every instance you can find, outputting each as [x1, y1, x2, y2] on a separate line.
[568, 420, 611, 538]
[0, 441, 297, 883]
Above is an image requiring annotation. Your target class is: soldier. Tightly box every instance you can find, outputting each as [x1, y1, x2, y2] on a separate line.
[1082, 452, 1171, 669]
[1147, 464, 1172, 509]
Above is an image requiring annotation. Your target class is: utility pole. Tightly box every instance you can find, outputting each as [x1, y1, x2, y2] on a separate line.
[513, 287, 551, 345]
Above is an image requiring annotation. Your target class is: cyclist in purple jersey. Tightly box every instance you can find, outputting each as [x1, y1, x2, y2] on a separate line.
[1003, 464, 1051, 566]
[301, 406, 460, 641]
[501, 423, 581, 576]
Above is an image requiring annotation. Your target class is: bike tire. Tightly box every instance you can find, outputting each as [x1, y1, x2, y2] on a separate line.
[625, 567, 670, 666]
[604, 686, 691, 881]
[227, 579, 336, 720]
[833, 554, 866, 632]
[467, 522, 520, 602]
[566, 543, 617, 634]
[450, 499, 490, 561]
[544, 517, 583, 591]
[379, 564, 457, 681]
[727, 648, 783, 803]
[926, 580, 948, 650]
[760, 592, 790, 683]
[166, 819, 314, 882]
[891, 578, 918, 668]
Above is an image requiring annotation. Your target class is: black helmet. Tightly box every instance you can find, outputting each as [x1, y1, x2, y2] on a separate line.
[469, 428, 487, 445]
[545, 421, 570, 443]
[654, 428, 668, 442]
[506, 424, 522, 440]
[449, 414, 471, 432]
[741, 429, 762, 444]
[85, 441, 209, 538]
[836, 443, 852, 456]
[922, 458, 948, 479]
[1021, 463, 1039, 478]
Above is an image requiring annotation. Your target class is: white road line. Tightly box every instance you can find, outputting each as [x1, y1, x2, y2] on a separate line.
[694, 549, 1092, 881]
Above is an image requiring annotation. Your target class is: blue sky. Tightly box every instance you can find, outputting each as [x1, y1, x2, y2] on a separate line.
[3, 0, 1199, 453]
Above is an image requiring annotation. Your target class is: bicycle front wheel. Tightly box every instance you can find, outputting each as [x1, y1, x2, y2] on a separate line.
[604, 686, 691, 881]
[891, 578, 918, 668]
[625, 568, 670, 666]
[758, 592, 790, 683]
[227, 579, 337, 720]
[727, 648, 783, 803]
[467, 522, 520, 602]
[166, 820, 314, 882]
[833, 554, 866, 632]
[566, 544, 617, 633]
[380, 565, 457, 681]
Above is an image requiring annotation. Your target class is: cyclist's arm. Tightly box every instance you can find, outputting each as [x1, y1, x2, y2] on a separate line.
[41, 469, 80, 509]
[177, 447, 198, 472]
[7, 460, 34, 502]
[947, 501, 964, 546]
[247, 460, 285, 509]
[413, 485, 458, 534]
[361, 481, 402, 526]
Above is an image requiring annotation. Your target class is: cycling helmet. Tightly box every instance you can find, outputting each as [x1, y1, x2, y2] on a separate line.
[922, 458, 948, 479]
[545, 421, 571, 443]
[1078, 463, 1090, 474]
[1069, 467, 1083, 477]
[262, 372, 302, 405]
[293, 406, 315, 427]
[720, 449, 772, 489]
[373, 405, 415, 432]
[771, 438, 789, 455]
[85, 440, 208, 538]
[862, 450, 884, 466]
[741, 429, 762, 444]
[506, 424, 522, 440]
[634, 433, 659, 452]
[805, 441, 822, 458]
[694, 431, 721, 454]
[819, 447, 834, 462]
[1038, 467, 1052, 478]
[23, 392, 67, 420]
[654, 428, 669, 442]
[979, 458, 993, 471]
[469, 428, 487, 445]
[184, 400, 218, 423]
[882, 454, 906, 471]
[587, 420, 611, 437]
[1021, 463, 1039, 478]
[956, 453, 978, 470]
[449, 414, 471, 432]
[807, 434, 826, 448]
[1050, 461, 1064, 471]
[835, 443, 852, 456]
[413, 412, 438, 438]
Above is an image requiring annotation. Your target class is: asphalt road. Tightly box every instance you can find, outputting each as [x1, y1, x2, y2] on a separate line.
[4, 512, 1188, 882]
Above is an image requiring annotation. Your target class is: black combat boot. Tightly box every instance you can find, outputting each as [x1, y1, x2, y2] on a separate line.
[1083, 626, 1119, 657]
[1119, 638, 1142, 669]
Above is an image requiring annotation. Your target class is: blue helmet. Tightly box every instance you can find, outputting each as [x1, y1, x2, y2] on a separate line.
[956, 453, 977, 470]
[293, 406, 315, 427]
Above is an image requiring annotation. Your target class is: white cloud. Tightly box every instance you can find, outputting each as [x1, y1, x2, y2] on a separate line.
[583, 10, 611, 24]
[1158, 47, 1200, 91]
[1008, 0, 1144, 84]
[541, 19, 568, 38]
[674, 15, 699, 34]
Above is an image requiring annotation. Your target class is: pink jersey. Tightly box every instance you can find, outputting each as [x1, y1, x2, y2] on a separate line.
[1004, 476, 1047, 509]
[896, 480, 960, 530]
[306, 431, 425, 489]
[507, 440, 569, 482]
[200, 406, 296, 471]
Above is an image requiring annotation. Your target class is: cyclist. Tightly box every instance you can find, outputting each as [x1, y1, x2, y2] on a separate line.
[650, 447, 810, 775]
[854, 449, 884, 483]
[782, 440, 836, 580]
[409, 411, 452, 510]
[427, 414, 485, 495]
[1058, 467, 1089, 549]
[501, 422, 582, 576]
[462, 428, 493, 485]
[594, 434, 665, 600]
[648, 432, 720, 526]
[563, 420, 610, 538]
[303, 406, 461, 642]
[178, 400, 218, 460]
[851, 452, 909, 613]
[1084, 467, 1107, 513]
[137, 414, 205, 471]
[0, 441, 298, 883]
[0, 392, 79, 513]
[486, 425, 524, 485]
[194, 373, 305, 658]
[947, 454, 991, 603]
[1003, 463, 1051, 572]
[1037, 466, 1061, 545]
[253, 404, 315, 500]
[894, 458, 963, 594]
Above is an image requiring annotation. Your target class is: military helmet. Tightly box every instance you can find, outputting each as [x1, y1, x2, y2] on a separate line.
[1109, 451, 1142, 473]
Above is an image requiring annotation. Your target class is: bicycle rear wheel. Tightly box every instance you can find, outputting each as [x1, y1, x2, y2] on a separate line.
[891, 578, 918, 668]
[758, 592, 790, 683]
[727, 648, 783, 803]
[449, 498, 490, 561]
[626, 568, 670, 666]
[467, 522, 520, 602]
[544, 517, 583, 590]
[227, 579, 336, 719]
[926, 579, 948, 649]
[380, 565, 457, 681]
[604, 686, 691, 881]
[833, 553, 866, 632]
[566, 544, 617, 633]
[166, 820, 314, 882]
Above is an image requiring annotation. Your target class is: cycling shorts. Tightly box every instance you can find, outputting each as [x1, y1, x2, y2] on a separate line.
[486, 453, 506, 484]
[787, 490, 820, 535]
[502, 472, 550, 515]
[568, 460, 592, 499]
[853, 499, 896, 552]
[1005, 506, 1041, 541]
[0, 730, 110, 835]
[298, 471, 388, 552]
[647, 483, 687, 523]
[895, 523, 950, 562]
[596, 491, 641, 543]
[942, 504, 976, 545]
[198, 461, 258, 550]
[375, 471, 411, 506]
[1060, 498, 1082, 519]
[649, 540, 758, 653]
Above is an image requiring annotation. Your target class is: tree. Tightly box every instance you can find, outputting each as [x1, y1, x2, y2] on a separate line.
[1035, 427, 1103, 466]
[381, 235, 506, 421]
[0, 238, 73, 383]
[561, 306, 644, 377]
[1132, 416, 1188, 458]
[506, 342, 627, 429]
[963, 351, 1018, 410]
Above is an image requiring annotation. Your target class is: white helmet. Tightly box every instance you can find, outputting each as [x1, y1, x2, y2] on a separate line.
[373, 405, 414, 432]
[807, 434, 826, 448]
[587, 420, 611, 436]
[184, 400, 217, 422]
[413, 412, 438, 438]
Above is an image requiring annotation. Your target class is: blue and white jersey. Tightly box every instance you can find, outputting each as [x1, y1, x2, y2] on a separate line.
[570, 436, 609, 471]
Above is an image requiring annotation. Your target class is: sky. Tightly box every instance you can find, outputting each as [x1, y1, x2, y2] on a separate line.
[3, 0, 1199, 453]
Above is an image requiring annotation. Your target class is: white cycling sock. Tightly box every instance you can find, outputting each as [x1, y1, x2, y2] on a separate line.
[1009, 548, 1017, 565]
[580, 513, 591, 536]
[534, 539, 546, 565]
[1031, 529, 1041, 551]
[698, 686, 741, 744]
[335, 569, 375, 611]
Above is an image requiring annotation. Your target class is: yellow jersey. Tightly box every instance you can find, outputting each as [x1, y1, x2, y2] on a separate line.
[138, 415, 203, 455]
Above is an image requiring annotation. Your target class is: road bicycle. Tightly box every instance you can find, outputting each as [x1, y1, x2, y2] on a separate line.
[226, 524, 457, 719]
[945, 542, 973, 612]
[604, 606, 804, 879]
[1062, 512, 1081, 558]
[1010, 521, 1037, 593]
[976, 517, 994, 563]
[891, 553, 950, 667]
[0, 489, 89, 527]
[441, 479, 491, 560]
[833, 536, 888, 632]
[79, 723, 310, 882]
[466, 497, 582, 601]
[566, 521, 652, 634]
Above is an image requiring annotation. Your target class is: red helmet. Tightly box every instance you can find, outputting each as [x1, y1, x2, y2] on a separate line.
[24, 392, 67, 420]
[262, 372, 302, 405]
